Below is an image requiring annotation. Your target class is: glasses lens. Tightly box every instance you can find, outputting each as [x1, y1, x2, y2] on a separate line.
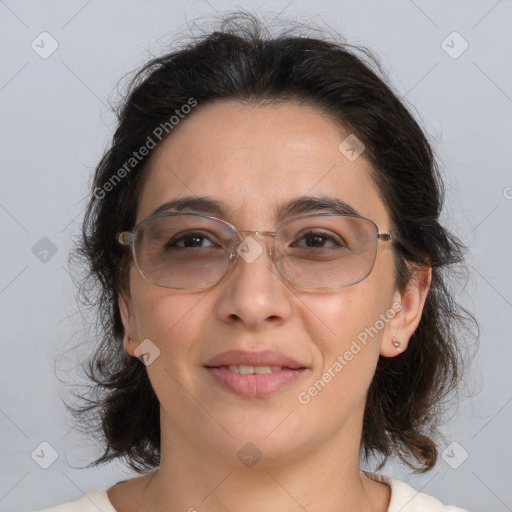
[132, 214, 380, 290]
[276, 215, 379, 288]
[133, 215, 234, 289]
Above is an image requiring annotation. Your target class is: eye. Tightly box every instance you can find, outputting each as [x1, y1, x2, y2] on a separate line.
[165, 230, 219, 249]
[293, 230, 346, 249]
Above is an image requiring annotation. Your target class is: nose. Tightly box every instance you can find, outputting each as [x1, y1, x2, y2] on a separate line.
[214, 233, 294, 329]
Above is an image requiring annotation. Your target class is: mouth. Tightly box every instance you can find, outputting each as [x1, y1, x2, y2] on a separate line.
[204, 350, 308, 398]
[218, 365, 289, 374]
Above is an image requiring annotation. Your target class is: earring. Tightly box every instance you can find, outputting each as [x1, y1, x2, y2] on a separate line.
[391, 340, 402, 351]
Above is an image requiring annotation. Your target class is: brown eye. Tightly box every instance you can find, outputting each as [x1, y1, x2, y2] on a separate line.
[293, 230, 345, 249]
[165, 231, 217, 249]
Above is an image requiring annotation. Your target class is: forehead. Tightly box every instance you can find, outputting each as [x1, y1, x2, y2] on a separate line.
[137, 100, 389, 229]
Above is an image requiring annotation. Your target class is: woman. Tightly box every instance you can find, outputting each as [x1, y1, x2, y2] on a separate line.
[40, 12, 474, 512]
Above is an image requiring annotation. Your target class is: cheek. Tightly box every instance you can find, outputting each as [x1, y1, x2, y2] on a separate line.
[302, 281, 393, 354]
[296, 288, 392, 415]
[129, 290, 211, 411]
[299, 267, 396, 384]
[130, 281, 207, 363]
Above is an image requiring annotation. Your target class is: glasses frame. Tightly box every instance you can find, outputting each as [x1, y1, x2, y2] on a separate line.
[117, 212, 392, 290]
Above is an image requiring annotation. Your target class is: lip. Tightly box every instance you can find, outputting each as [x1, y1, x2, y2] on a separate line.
[204, 350, 305, 369]
[204, 350, 308, 398]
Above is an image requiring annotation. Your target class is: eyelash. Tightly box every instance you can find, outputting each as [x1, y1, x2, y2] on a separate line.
[165, 230, 344, 250]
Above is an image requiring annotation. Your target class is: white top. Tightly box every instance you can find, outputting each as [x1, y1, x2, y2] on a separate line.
[36, 472, 469, 512]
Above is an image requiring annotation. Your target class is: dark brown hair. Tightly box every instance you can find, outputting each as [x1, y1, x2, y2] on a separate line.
[69, 12, 476, 474]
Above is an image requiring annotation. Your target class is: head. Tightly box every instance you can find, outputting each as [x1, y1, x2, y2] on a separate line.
[73, 13, 471, 473]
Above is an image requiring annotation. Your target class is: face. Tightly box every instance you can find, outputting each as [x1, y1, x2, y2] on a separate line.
[119, 100, 429, 466]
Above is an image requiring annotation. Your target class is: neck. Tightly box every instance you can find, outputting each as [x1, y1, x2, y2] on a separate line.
[140, 411, 377, 512]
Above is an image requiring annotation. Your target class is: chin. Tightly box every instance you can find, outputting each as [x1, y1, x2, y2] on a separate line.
[202, 408, 314, 464]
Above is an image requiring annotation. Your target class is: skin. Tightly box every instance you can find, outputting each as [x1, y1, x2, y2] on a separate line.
[110, 100, 431, 512]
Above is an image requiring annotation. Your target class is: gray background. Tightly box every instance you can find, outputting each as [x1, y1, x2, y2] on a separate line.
[1, 1, 511, 511]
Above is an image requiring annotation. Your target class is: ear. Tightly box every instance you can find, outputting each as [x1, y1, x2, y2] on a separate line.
[118, 293, 139, 358]
[380, 264, 432, 357]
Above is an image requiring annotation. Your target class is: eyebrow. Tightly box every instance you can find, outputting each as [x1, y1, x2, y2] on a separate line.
[150, 195, 360, 222]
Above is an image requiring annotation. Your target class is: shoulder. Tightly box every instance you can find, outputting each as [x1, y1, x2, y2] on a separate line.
[36, 489, 116, 512]
[364, 471, 470, 512]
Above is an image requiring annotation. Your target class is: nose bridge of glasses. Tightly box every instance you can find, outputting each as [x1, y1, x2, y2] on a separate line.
[237, 230, 276, 240]
[234, 230, 276, 256]
[237, 230, 276, 236]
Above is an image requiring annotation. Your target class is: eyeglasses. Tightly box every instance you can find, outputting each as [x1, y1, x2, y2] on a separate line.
[117, 212, 392, 290]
